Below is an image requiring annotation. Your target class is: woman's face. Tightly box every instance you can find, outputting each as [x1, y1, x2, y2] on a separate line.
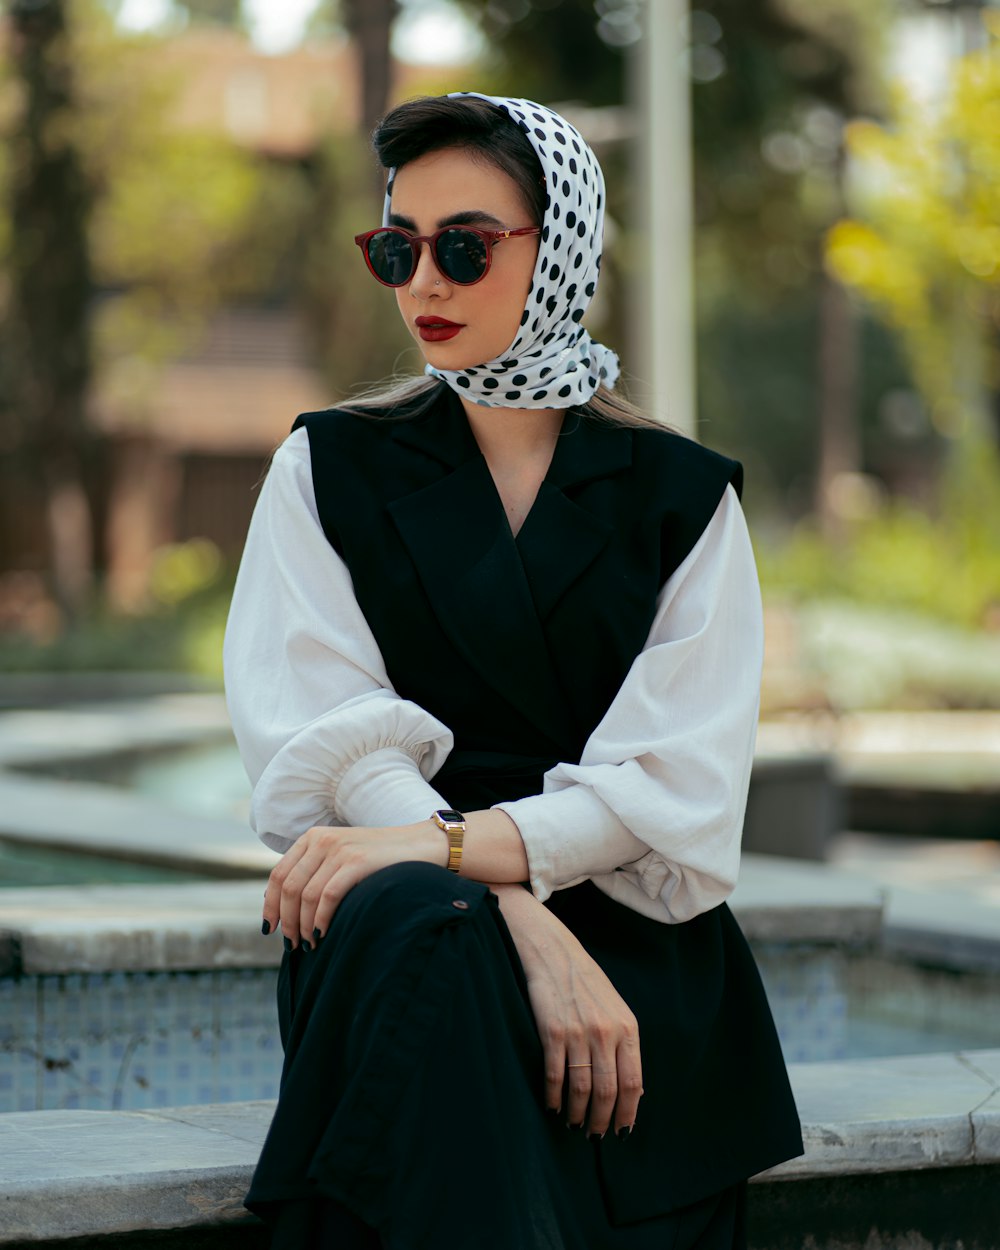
[388, 147, 540, 373]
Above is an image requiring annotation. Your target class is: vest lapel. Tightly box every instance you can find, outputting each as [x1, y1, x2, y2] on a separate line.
[387, 398, 577, 747]
[516, 416, 633, 621]
[388, 470, 580, 747]
[386, 395, 634, 749]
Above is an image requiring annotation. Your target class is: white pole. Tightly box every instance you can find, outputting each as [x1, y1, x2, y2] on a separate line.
[632, 0, 696, 436]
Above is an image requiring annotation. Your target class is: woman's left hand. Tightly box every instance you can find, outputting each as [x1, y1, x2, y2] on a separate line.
[264, 822, 446, 947]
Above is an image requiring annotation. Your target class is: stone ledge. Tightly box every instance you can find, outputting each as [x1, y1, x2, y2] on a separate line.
[0, 1105, 267, 1242]
[882, 884, 1000, 974]
[0, 883, 279, 977]
[730, 855, 884, 946]
[2, 1052, 999, 1244]
[0, 775, 269, 883]
[0, 856, 886, 977]
[0, 696, 231, 767]
[766, 1050, 1000, 1181]
[0, 675, 222, 712]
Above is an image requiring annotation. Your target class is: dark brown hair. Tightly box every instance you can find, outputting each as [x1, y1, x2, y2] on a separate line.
[372, 95, 547, 227]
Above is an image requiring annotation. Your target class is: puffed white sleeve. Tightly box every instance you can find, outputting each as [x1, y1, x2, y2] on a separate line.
[223, 427, 452, 854]
[495, 483, 762, 924]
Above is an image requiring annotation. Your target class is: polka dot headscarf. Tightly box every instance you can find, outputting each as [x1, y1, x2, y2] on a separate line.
[384, 92, 620, 410]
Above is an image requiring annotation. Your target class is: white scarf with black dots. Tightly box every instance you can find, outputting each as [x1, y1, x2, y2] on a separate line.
[385, 92, 621, 410]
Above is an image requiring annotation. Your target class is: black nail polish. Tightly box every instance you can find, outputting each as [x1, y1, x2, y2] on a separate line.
[300, 938, 312, 952]
[567, 1122, 584, 1131]
[616, 1125, 632, 1140]
[312, 928, 322, 942]
[283, 936, 293, 953]
[261, 919, 271, 936]
[589, 1132, 604, 1142]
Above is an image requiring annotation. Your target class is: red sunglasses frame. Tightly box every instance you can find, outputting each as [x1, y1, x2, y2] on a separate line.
[353, 225, 541, 288]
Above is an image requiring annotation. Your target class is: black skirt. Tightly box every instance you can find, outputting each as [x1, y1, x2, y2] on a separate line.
[245, 861, 800, 1249]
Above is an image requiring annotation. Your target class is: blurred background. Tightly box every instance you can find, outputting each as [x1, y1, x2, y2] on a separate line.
[0, 0, 998, 717]
[1, 1, 999, 1136]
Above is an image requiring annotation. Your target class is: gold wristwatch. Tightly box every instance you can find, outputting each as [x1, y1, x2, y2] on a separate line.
[431, 808, 466, 874]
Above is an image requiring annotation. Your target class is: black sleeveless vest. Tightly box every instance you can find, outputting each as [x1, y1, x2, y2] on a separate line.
[293, 383, 802, 1219]
[294, 383, 743, 808]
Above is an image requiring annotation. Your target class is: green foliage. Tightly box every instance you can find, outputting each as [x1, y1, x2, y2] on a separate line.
[692, 0, 893, 309]
[768, 599, 1000, 711]
[758, 439, 1000, 630]
[64, 4, 267, 377]
[0, 540, 233, 678]
[148, 539, 223, 607]
[696, 290, 917, 515]
[825, 11, 1000, 434]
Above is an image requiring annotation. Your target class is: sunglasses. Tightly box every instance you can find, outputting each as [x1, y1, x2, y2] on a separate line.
[354, 225, 542, 288]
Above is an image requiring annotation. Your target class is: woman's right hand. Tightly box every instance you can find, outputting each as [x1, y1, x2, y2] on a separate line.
[490, 883, 643, 1139]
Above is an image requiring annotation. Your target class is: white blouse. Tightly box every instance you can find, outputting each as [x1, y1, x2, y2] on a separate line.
[223, 425, 763, 925]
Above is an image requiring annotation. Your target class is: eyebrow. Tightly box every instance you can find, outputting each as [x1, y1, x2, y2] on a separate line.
[387, 209, 507, 232]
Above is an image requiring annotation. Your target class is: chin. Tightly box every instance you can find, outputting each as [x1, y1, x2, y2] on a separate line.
[422, 346, 486, 373]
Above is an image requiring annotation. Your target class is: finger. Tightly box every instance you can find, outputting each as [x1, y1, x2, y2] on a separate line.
[564, 1046, 593, 1129]
[303, 857, 361, 941]
[542, 1030, 567, 1115]
[585, 1049, 620, 1139]
[613, 1022, 643, 1135]
[263, 839, 310, 937]
[278, 848, 330, 948]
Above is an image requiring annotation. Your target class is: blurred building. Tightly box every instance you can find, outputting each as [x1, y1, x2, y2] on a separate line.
[90, 28, 445, 606]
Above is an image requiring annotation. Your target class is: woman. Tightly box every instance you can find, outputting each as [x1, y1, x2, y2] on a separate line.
[224, 92, 803, 1250]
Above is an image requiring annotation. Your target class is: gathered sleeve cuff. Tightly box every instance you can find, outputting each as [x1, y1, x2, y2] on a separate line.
[250, 697, 451, 854]
[496, 484, 762, 924]
[224, 429, 453, 854]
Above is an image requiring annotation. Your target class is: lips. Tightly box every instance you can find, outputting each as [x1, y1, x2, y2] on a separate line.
[415, 316, 464, 343]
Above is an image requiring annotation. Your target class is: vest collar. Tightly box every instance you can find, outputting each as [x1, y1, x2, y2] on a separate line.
[385, 385, 633, 748]
[388, 383, 634, 487]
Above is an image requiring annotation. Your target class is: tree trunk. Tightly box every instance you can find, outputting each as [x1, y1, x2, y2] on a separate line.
[344, 0, 399, 137]
[7, 0, 95, 624]
[815, 269, 861, 538]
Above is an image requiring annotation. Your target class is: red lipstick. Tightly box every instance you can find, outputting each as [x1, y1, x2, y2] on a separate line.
[415, 316, 464, 342]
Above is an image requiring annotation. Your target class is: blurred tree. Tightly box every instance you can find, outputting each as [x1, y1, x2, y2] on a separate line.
[449, 0, 635, 104]
[4, 0, 95, 623]
[0, 1, 265, 622]
[446, 0, 899, 518]
[687, 0, 894, 527]
[826, 10, 1000, 445]
[344, 0, 400, 135]
[306, 0, 400, 132]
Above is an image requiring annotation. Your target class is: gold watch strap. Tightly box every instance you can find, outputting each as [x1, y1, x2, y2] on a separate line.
[444, 825, 464, 874]
[431, 810, 465, 874]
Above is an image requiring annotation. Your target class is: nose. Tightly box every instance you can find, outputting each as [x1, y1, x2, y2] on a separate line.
[408, 240, 448, 300]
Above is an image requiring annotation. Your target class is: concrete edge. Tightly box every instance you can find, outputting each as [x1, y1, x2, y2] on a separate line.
[734, 905, 883, 946]
[0, 1167, 256, 1241]
[4, 1051, 1000, 1242]
[884, 923, 1000, 975]
[971, 1087, 1000, 1162]
[0, 857, 893, 975]
[759, 1116, 975, 1181]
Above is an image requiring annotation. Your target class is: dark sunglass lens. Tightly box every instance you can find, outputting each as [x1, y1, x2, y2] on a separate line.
[367, 231, 414, 285]
[436, 229, 488, 284]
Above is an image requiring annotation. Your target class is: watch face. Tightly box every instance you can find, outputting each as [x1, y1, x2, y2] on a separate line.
[437, 809, 464, 824]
